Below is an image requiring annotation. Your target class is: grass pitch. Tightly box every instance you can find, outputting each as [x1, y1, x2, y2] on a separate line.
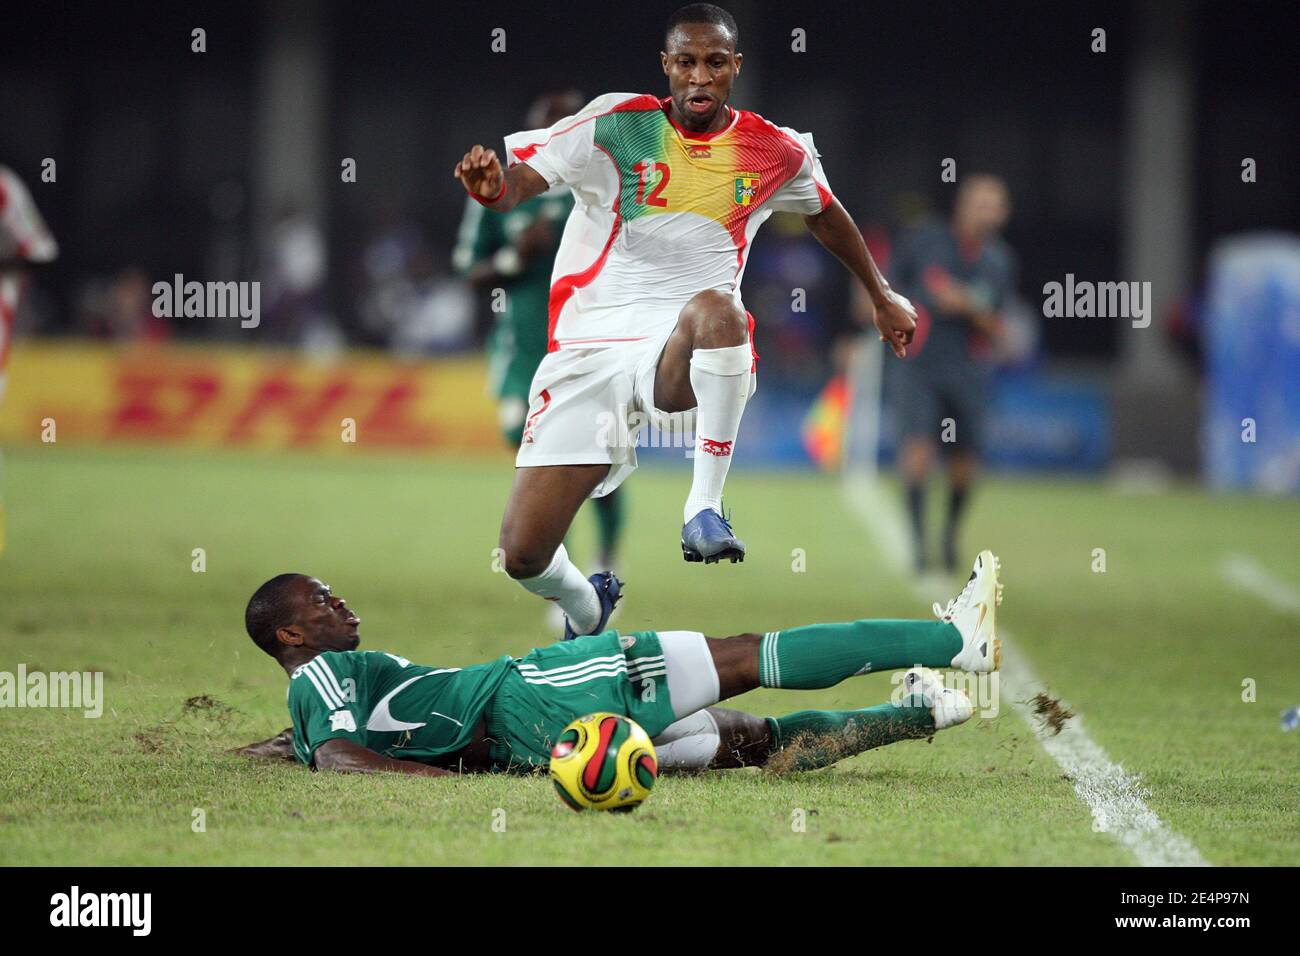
[0, 446, 1296, 865]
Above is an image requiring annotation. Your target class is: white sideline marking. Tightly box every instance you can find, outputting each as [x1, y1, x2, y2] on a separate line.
[1221, 553, 1300, 614]
[841, 474, 1208, 867]
[999, 638, 1207, 866]
[843, 473, 914, 569]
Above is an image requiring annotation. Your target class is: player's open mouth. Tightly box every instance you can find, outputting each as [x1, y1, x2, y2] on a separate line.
[343, 613, 360, 627]
[686, 93, 714, 114]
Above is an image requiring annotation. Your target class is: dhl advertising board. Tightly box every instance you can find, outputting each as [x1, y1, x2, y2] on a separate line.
[0, 342, 502, 455]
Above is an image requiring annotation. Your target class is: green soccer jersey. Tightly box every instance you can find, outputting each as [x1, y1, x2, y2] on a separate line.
[452, 189, 574, 403]
[287, 650, 514, 767]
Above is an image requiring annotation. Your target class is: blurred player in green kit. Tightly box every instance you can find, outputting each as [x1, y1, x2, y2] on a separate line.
[454, 91, 627, 573]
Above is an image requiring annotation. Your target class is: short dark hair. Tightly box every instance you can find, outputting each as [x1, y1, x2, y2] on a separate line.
[245, 573, 308, 657]
[665, 3, 739, 50]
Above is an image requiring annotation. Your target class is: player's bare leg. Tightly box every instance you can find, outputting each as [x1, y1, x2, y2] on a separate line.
[499, 464, 623, 638]
[654, 289, 753, 564]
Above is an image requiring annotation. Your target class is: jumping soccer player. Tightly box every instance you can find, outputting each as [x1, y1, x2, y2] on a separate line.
[453, 4, 918, 638]
[233, 552, 1001, 775]
[454, 90, 627, 572]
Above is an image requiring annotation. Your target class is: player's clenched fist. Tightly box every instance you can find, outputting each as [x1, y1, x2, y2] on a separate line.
[453, 144, 504, 199]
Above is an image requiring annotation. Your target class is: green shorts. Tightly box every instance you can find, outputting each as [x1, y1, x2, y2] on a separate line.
[484, 630, 677, 771]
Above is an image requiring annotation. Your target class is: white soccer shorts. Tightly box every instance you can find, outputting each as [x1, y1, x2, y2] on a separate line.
[515, 324, 688, 497]
[515, 322, 757, 498]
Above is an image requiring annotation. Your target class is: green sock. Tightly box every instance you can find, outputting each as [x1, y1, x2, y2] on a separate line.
[758, 620, 961, 689]
[765, 703, 935, 771]
[592, 488, 626, 565]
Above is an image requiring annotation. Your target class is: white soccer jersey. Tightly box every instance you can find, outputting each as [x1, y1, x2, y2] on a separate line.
[502, 92, 834, 351]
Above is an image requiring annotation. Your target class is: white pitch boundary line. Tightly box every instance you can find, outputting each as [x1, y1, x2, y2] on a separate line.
[841, 473, 1208, 867]
[1220, 553, 1300, 615]
[998, 639, 1207, 866]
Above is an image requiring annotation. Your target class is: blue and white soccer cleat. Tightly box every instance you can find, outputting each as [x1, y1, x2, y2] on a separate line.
[681, 508, 746, 564]
[901, 667, 973, 730]
[562, 571, 624, 641]
[933, 549, 1003, 672]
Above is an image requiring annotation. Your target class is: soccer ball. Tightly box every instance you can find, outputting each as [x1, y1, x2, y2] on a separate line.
[549, 712, 658, 812]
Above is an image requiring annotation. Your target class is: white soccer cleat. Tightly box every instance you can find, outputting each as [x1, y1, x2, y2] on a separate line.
[934, 549, 1003, 673]
[902, 667, 973, 730]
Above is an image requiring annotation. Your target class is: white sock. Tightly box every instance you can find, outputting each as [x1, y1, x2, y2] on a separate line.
[683, 344, 752, 524]
[517, 544, 601, 634]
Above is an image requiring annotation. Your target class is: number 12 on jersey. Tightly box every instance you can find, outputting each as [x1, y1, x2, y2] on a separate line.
[633, 161, 670, 207]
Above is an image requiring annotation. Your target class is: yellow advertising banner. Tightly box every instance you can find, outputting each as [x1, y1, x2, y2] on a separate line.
[0, 342, 503, 455]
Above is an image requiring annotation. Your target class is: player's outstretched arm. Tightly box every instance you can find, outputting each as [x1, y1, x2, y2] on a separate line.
[452, 144, 549, 213]
[229, 727, 296, 761]
[803, 198, 916, 357]
[314, 739, 454, 777]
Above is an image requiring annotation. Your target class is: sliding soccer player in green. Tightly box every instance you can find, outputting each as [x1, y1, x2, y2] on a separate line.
[234, 552, 1001, 775]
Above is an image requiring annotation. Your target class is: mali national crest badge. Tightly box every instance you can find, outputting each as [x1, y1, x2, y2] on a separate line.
[733, 173, 760, 205]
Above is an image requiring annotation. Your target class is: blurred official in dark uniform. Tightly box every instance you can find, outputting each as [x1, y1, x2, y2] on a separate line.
[888, 175, 1015, 573]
